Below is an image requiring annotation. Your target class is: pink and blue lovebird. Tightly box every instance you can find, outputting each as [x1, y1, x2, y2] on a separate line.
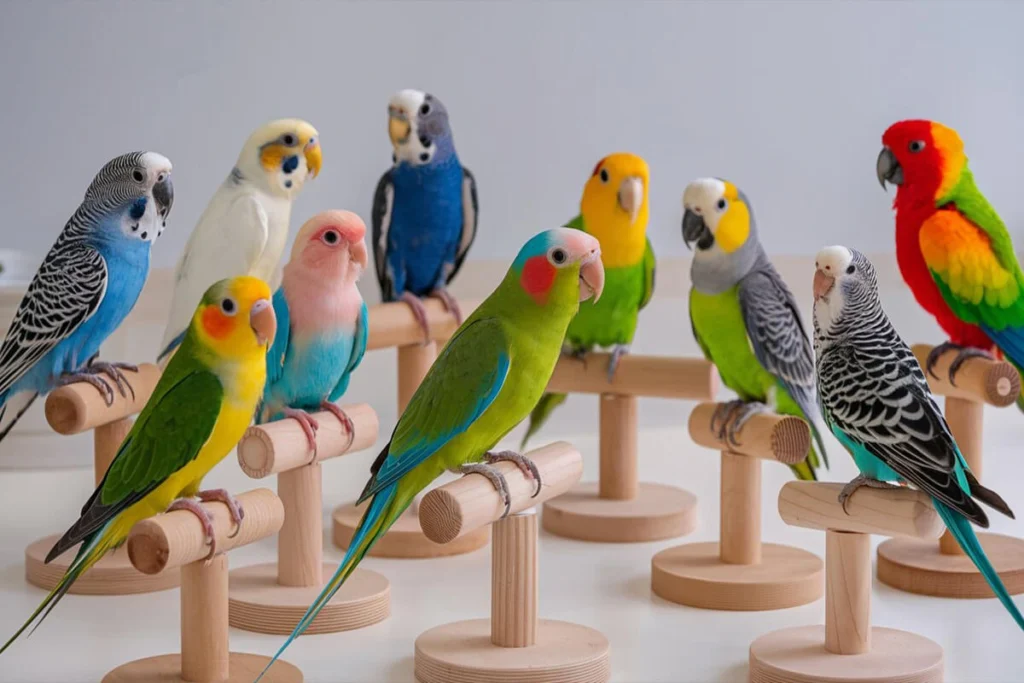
[0, 152, 174, 444]
[372, 89, 478, 340]
[258, 210, 369, 456]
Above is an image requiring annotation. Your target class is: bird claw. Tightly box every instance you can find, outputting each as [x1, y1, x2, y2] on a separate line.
[197, 488, 246, 540]
[725, 402, 768, 447]
[838, 474, 900, 514]
[400, 292, 432, 345]
[709, 399, 744, 442]
[167, 497, 218, 560]
[282, 407, 320, 464]
[320, 401, 355, 452]
[564, 347, 588, 370]
[459, 461, 513, 517]
[925, 341, 994, 386]
[88, 361, 138, 402]
[58, 371, 115, 406]
[430, 288, 463, 326]
[607, 344, 630, 383]
[486, 449, 543, 498]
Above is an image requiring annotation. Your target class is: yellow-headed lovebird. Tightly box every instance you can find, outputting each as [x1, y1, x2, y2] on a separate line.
[683, 178, 828, 481]
[255, 227, 604, 680]
[522, 153, 654, 447]
[1, 276, 275, 654]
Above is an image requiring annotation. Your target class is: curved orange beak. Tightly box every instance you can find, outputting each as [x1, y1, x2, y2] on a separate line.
[250, 298, 276, 346]
[304, 139, 322, 178]
[579, 249, 605, 302]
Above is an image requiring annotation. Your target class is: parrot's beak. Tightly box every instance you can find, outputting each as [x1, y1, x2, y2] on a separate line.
[348, 238, 369, 270]
[249, 298, 276, 347]
[682, 210, 714, 251]
[154, 174, 174, 217]
[389, 108, 411, 147]
[304, 138, 322, 179]
[813, 269, 835, 301]
[578, 249, 605, 303]
[876, 146, 902, 189]
[618, 176, 644, 224]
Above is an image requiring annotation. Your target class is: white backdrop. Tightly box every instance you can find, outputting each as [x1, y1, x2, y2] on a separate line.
[1, 0, 1022, 268]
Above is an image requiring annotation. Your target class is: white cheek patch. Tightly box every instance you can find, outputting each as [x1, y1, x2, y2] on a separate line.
[121, 199, 162, 243]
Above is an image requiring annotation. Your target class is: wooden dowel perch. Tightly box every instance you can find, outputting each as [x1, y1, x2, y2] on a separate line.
[688, 403, 810, 464]
[366, 299, 478, 350]
[419, 442, 583, 544]
[546, 354, 718, 399]
[45, 363, 162, 435]
[911, 343, 1019, 406]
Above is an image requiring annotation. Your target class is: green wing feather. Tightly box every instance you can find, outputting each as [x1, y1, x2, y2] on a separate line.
[639, 238, 655, 310]
[564, 214, 585, 231]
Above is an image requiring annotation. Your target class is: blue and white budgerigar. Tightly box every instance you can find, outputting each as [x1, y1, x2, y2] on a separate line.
[372, 89, 478, 339]
[158, 119, 321, 363]
[258, 210, 369, 457]
[0, 152, 174, 444]
[812, 245, 1024, 631]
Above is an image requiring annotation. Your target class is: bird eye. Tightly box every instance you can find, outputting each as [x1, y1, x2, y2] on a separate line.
[549, 247, 568, 265]
[283, 134, 297, 146]
[220, 298, 237, 316]
[599, 169, 609, 184]
[157, 172, 166, 183]
[419, 152, 430, 162]
[846, 264, 856, 275]
[909, 140, 926, 153]
[420, 103, 431, 116]
[418, 135, 432, 147]
[322, 230, 340, 245]
[132, 169, 145, 183]
[716, 198, 727, 211]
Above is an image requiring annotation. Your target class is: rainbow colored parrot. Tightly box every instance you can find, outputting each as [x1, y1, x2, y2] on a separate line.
[878, 120, 1024, 407]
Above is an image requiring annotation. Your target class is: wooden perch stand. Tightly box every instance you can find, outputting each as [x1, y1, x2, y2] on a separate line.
[228, 403, 390, 635]
[25, 363, 177, 595]
[876, 343, 1024, 599]
[332, 298, 490, 560]
[651, 403, 823, 610]
[414, 442, 610, 683]
[541, 354, 716, 543]
[103, 489, 303, 683]
[748, 481, 945, 683]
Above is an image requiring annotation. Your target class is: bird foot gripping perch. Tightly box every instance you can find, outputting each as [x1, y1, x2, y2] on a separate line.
[57, 359, 140, 407]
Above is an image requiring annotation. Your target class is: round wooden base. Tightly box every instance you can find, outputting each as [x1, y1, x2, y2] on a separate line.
[414, 618, 610, 683]
[877, 533, 1024, 598]
[651, 542, 823, 611]
[332, 501, 489, 558]
[25, 534, 179, 595]
[749, 625, 944, 683]
[228, 563, 390, 635]
[101, 653, 303, 682]
[541, 482, 698, 543]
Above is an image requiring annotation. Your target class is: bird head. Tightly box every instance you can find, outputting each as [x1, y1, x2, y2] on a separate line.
[681, 177, 759, 255]
[579, 153, 649, 266]
[512, 228, 604, 306]
[878, 119, 966, 205]
[192, 276, 276, 357]
[387, 89, 455, 166]
[236, 119, 321, 197]
[287, 210, 368, 284]
[84, 151, 174, 245]
[813, 245, 879, 332]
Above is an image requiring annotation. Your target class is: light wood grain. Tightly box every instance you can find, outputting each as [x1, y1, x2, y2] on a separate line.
[490, 514, 538, 648]
[366, 299, 477, 349]
[44, 363, 161, 434]
[102, 653, 303, 683]
[542, 482, 698, 543]
[912, 342, 1019, 406]
[420, 442, 583, 544]
[598, 395, 637, 500]
[688, 403, 810, 463]
[332, 501, 490, 558]
[237, 403, 378, 477]
[25, 534, 180, 595]
[778, 481, 944, 539]
[278, 464, 324, 587]
[545, 354, 717, 399]
[94, 417, 132, 486]
[181, 555, 229, 682]
[128, 489, 283, 574]
[825, 530, 870, 655]
[397, 342, 435, 413]
[720, 452, 761, 565]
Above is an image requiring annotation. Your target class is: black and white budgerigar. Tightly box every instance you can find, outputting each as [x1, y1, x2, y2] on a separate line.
[157, 119, 321, 363]
[0, 152, 174, 444]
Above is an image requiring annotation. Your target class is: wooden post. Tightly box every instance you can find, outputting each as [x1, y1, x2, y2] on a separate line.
[939, 397, 982, 556]
[278, 464, 324, 586]
[414, 442, 611, 683]
[720, 452, 761, 565]
[825, 530, 871, 655]
[598, 395, 637, 500]
[181, 556, 230, 682]
[397, 342, 436, 414]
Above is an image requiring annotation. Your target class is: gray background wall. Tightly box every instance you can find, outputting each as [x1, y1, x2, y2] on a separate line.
[2, 0, 1022, 269]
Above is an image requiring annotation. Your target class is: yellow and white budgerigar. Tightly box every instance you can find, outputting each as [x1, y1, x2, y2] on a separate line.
[157, 119, 321, 364]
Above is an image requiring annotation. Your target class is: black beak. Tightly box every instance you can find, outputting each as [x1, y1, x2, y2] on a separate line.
[153, 176, 174, 217]
[876, 147, 903, 189]
[682, 210, 714, 251]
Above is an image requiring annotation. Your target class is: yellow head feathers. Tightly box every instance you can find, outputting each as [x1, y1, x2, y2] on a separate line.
[682, 177, 751, 254]
[578, 152, 650, 267]
[193, 276, 275, 359]
[238, 119, 321, 196]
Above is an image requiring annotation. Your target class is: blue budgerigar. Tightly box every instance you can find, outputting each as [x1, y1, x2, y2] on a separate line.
[812, 245, 1024, 631]
[0, 152, 174, 444]
[258, 210, 369, 457]
[372, 89, 478, 339]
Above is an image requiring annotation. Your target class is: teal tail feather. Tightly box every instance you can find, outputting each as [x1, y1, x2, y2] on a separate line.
[255, 486, 402, 681]
[934, 500, 1024, 631]
[521, 392, 567, 450]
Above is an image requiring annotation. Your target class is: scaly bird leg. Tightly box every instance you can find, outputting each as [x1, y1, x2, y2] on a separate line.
[607, 344, 630, 383]
[196, 488, 246, 539]
[429, 287, 463, 326]
[400, 291, 432, 345]
[485, 449, 542, 498]
[838, 474, 902, 514]
[167, 497, 218, 561]
[709, 399, 745, 442]
[456, 462, 513, 518]
[282, 407, 320, 464]
[57, 371, 115, 406]
[86, 360, 139, 402]
[724, 401, 769, 447]
[320, 400, 355, 452]
[925, 341, 995, 386]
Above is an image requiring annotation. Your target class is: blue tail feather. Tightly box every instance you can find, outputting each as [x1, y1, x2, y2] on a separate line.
[934, 499, 1024, 631]
[157, 329, 187, 363]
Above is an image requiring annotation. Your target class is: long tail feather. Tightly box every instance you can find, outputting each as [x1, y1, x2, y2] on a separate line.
[0, 524, 114, 655]
[0, 391, 38, 444]
[521, 392, 567, 450]
[934, 500, 1024, 631]
[255, 485, 406, 681]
